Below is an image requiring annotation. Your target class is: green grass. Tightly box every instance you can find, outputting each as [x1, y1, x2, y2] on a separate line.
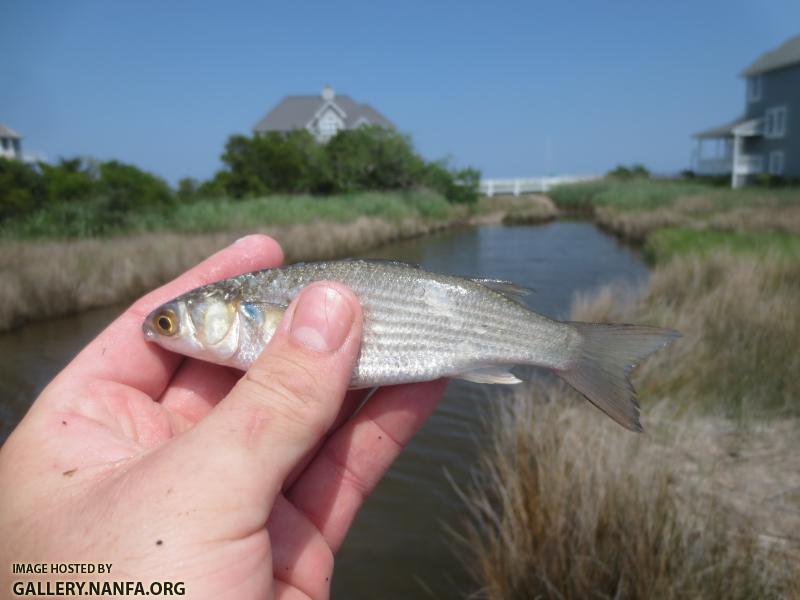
[645, 227, 800, 263]
[549, 179, 713, 211]
[0, 190, 456, 239]
[594, 180, 711, 210]
[551, 178, 800, 213]
[546, 180, 611, 210]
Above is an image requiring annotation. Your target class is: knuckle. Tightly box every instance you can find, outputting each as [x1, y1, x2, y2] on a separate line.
[322, 445, 372, 500]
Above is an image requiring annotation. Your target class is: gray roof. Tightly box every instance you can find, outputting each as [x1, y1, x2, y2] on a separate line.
[741, 34, 800, 77]
[692, 115, 747, 139]
[253, 90, 394, 133]
[0, 123, 21, 139]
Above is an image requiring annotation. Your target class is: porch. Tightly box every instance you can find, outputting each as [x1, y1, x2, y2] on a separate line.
[692, 116, 763, 187]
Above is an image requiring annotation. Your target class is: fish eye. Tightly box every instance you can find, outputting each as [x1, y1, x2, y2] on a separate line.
[155, 310, 178, 336]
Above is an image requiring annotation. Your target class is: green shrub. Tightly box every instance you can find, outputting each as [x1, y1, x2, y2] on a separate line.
[0, 126, 478, 236]
[176, 177, 200, 203]
[325, 126, 423, 192]
[216, 126, 479, 203]
[221, 130, 326, 196]
[39, 158, 97, 204]
[607, 163, 651, 180]
[422, 161, 480, 205]
[98, 160, 173, 212]
[0, 158, 44, 220]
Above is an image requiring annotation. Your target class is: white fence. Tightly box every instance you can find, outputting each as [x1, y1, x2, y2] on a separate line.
[480, 175, 599, 197]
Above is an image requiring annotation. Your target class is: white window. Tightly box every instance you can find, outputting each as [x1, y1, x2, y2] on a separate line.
[768, 151, 785, 175]
[764, 106, 787, 138]
[747, 75, 762, 102]
[317, 110, 342, 141]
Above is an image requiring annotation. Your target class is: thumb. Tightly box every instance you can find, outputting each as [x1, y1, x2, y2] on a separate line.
[169, 281, 362, 508]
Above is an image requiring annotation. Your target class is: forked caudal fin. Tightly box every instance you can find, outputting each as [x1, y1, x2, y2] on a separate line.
[557, 323, 680, 432]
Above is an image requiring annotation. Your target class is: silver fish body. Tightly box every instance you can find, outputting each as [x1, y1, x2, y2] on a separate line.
[144, 259, 678, 431]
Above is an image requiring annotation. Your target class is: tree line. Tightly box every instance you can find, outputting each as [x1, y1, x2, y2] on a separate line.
[1, 126, 480, 223]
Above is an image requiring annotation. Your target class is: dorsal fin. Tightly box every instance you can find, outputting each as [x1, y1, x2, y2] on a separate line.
[286, 258, 422, 271]
[472, 278, 533, 305]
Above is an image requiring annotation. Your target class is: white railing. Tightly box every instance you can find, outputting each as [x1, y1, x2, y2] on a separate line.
[733, 154, 763, 175]
[480, 175, 600, 197]
[695, 157, 732, 176]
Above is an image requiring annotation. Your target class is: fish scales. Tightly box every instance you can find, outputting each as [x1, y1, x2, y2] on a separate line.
[235, 260, 574, 386]
[143, 259, 679, 431]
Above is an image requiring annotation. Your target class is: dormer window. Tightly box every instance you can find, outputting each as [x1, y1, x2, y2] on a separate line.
[317, 109, 343, 141]
[747, 75, 762, 103]
[764, 106, 787, 138]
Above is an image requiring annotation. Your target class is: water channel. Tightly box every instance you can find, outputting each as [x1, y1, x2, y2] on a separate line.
[0, 221, 649, 598]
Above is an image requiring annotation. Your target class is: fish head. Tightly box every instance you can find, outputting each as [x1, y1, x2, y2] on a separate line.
[143, 282, 285, 368]
[143, 284, 241, 362]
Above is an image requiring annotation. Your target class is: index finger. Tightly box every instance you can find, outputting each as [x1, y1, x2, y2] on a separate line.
[285, 379, 448, 551]
[55, 234, 283, 400]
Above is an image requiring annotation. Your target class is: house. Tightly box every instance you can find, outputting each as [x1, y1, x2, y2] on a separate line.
[253, 86, 394, 143]
[692, 34, 800, 187]
[0, 123, 22, 161]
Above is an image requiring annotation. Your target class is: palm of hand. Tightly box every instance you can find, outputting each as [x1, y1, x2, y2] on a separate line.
[0, 236, 445, 600]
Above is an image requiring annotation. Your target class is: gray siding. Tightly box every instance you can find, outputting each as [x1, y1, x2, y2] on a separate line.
[743, 63, 800, 177]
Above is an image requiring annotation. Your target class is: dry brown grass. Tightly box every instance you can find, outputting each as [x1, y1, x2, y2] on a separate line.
[0, 216, 456, 331]
[473, 195, 558, 225]
[707, 203, 800, 234]
[572, 251, 800, 419]
[594, 206, 690, 242]
[460, 391, 799, 600]
[595, 192, 800, 241]
[460, 251, 800, 599]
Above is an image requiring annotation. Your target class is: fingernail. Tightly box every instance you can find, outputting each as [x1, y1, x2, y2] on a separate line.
[234, 234, 260, 246]
[290, 285, 354, 352]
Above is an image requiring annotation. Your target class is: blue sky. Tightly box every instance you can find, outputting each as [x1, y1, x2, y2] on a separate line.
[2, 1, 799, 184]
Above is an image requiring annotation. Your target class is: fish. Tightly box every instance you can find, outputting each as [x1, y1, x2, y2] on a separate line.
[143, 259, 678, 431]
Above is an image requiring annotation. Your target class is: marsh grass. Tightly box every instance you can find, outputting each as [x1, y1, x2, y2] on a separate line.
[645, 228, 800, 262]
[0, 215, 460, 330]
[461, 251, 800, 599]
[460, 390, 799, 600]
[588, 184, 800, 243]
[549, 180, 800, 244]
[0, 190, 456, 239]
[571, 251, 800, 419]
[474, 195, 558, 225]
[550, 179, 799, 213]
[165, 190, 454, 232]
[545, 180, 612, 211]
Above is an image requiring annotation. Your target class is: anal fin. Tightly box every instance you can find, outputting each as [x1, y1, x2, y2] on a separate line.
[457, 366, 522, 385]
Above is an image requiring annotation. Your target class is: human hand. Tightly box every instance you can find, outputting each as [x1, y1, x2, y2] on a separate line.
[0, 235, 447, 599]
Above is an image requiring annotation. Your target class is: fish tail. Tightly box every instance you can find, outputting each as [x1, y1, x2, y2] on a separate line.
[556, 323, 680, 432]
